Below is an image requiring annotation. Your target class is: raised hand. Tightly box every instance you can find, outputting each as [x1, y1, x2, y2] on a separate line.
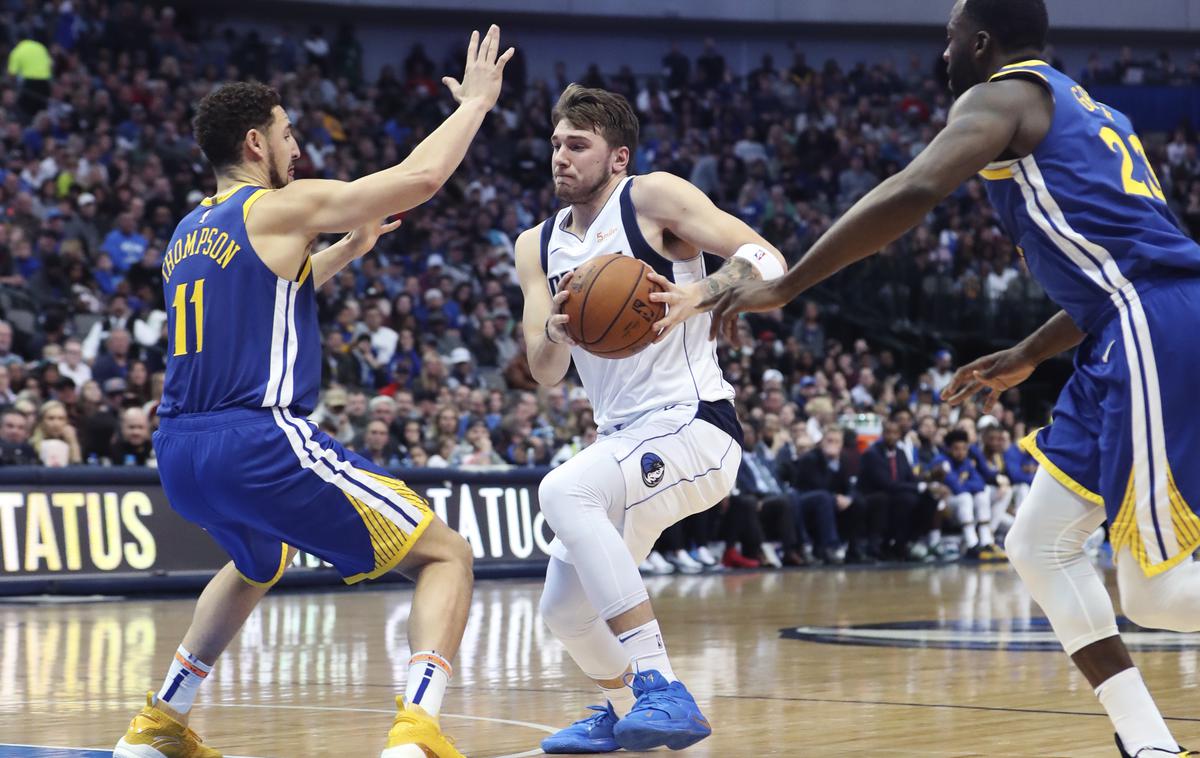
[940, 347, 1037, 412]
[346, 216, 403, 259]
[442, 25, 515, 110]
[647, 271, 703, 343]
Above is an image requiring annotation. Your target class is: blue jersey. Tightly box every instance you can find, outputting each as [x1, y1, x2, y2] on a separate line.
[980, 59, 1200, 334]
[158, 183, 320, 417]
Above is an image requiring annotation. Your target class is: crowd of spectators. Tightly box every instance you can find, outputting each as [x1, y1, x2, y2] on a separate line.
[0, 3, 1195, 564]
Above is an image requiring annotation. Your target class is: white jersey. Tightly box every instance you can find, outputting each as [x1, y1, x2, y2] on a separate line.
[538, 176, 735, 431]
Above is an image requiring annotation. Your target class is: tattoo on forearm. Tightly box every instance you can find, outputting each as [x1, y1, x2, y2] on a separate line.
[704, 257, 760, 297]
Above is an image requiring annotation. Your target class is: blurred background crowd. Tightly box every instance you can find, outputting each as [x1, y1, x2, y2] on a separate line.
[2, 1, 1196, 566]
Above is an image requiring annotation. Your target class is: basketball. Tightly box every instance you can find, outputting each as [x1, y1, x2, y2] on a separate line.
[561, 253, 665, 359]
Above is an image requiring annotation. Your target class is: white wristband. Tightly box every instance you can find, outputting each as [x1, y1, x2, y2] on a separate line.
[733, 244, 785, 281]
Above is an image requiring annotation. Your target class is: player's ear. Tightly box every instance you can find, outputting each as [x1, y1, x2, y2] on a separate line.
[245, 128, 266, 160]
[612, 145, 630, 174]
[973, 30, 990, 58]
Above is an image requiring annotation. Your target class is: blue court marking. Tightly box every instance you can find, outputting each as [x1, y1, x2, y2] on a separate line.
[0, 746, 113, 757]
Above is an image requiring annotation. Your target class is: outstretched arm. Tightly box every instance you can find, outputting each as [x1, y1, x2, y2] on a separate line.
[942, 310, 1084, 412]
[256, 26, 513, 238]
[703, 78, 1046, 340]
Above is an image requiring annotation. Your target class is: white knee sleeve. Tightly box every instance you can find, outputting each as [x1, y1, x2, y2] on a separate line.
[1006, 469, 1117, 654]
[1117, 550, 1200, 632]
[539, 558, 631, 680]
[538, 455, 648, 620]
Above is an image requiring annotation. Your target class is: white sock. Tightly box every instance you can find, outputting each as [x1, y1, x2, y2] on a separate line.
[404, 651, 452, 717]
[600, 681, 636, 716]
[1096, 668, 1178, 754]
[962, 523, 980, 549]
[155, 645, 213, 715]
[978, 524, 994, 547]
[617, 619, 676, 681]
[927, 530, 942, 546]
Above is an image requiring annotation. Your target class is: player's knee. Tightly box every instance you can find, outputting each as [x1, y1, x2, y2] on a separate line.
[1004, 515, 1037, 577]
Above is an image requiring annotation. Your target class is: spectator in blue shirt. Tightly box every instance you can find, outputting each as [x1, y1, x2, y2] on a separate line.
[933, 429, 1002, 559]
[100, 212, 148, 272]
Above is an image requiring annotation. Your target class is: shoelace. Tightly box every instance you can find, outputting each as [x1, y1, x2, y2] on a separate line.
[571, 705, 615, 727]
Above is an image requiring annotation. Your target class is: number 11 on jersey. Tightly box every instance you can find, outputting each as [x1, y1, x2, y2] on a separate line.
[172, 279, 206, 356]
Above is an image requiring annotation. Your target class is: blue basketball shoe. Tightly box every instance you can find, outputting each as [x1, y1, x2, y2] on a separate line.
[541, 703, 620, 754]
[612, 670, 712, 751]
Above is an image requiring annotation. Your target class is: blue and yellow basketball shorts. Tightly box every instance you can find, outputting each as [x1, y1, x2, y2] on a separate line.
[154, 407, 433, 586]
[1021, 278, 1200, 577]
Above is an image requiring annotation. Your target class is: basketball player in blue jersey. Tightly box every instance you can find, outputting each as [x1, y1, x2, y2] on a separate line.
[669, 1, 1200, 755]
[515, 84, 786, 753]
[113, 26, 513, 758]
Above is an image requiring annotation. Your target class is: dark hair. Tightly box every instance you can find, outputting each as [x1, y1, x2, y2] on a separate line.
[962, 0, 1048, 52]
[551, 84, 639, 154]
[945, 429, 970, 447]
[192, 82, 281, 171]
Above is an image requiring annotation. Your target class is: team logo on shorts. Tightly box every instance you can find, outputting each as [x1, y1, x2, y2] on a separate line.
[641, 452, 666, 488]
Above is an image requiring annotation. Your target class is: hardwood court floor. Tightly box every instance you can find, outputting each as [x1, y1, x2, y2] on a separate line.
[1, 564, 1197, 757]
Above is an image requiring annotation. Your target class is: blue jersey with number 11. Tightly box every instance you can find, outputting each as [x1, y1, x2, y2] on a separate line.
[980, 59, 1200, 334]
[157, 183, 320, 418]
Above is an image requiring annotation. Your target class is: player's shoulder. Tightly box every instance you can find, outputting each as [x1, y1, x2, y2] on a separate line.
[952, 77, 1048, 119]
[630, 170, 693, 197]
[628, 171, 707, 218]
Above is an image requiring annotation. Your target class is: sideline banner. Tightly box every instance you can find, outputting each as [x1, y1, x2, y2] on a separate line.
[0, 467, 552, 593]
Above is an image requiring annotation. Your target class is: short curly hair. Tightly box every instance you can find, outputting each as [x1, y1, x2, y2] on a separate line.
[192, 82, 281, 171]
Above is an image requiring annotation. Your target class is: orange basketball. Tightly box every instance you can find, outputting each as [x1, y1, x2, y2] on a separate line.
[561, 253, 665, 359]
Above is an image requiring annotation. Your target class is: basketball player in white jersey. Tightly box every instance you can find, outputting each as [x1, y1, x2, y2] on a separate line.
[515, 84, 786, 753]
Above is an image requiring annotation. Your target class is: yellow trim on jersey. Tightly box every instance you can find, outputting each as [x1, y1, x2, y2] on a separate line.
[297, 257, 312, 286]
[1001, 59, 1048, 70]
[342, 472, 434, 584]
[200, 182, 251, 207]
[1109, 466, 1200, 578]
[978, 166, 1014, 180]
[1018, 429, 1103, 505]
[242, 188, 271, 222]
[989, 68, 1050, 85]
[237, 542, 291, 587]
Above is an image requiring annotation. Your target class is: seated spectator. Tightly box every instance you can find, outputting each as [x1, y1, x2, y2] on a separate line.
[934, 429, 1002, 558]
[57, 338, 92, 389]
[356, 419, 402, 468]
[977, 422, 1037, 539]
[93, 328, 134, 385]
[109, 407, 155, 466]
[0, 409, 39, 465]
[789, 425, 866, 563]
[30, 400, 81, 465]
[733, 422, 808, 567]
[858, 420, 934, 559]
[456, 421, 504, 467]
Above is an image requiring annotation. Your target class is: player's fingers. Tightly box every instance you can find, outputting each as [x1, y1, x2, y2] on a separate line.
[480, 24, 498, 63]
[942, 379, 980, 406]
[723, 313, 740, 345]
[556, 271, 574, 291]
[497, 47, 515, 70]
[940, 370, 972, 401]
[648, 291, 677, 304]
[381, 219, 403, 233]
[981, 389, 999, 414]
[441, 77, 460, 92]
[466, 30, 479, 62]
[646, 271, 674, 291]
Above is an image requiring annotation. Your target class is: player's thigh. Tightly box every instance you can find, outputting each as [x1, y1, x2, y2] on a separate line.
[200, 410, 438, 586]
[614, 416, 743, 563]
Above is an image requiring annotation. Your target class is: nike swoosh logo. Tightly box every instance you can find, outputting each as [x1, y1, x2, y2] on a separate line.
[617, 632, 638, 643]
[1102, 339, 1116, 363]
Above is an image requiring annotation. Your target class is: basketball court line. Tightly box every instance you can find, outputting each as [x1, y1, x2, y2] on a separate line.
[11, 700, 553, 758]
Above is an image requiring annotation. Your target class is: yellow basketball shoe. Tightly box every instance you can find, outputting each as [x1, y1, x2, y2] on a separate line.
[113, 692, 222, 758]
[380, 697, 464, 758]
